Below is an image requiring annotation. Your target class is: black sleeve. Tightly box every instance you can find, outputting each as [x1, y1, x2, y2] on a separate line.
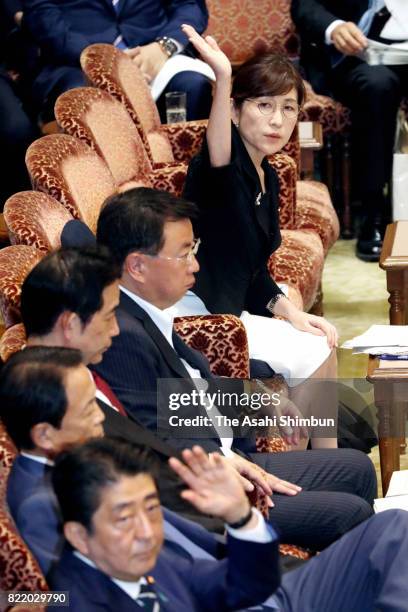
[291, 0, 340, 43]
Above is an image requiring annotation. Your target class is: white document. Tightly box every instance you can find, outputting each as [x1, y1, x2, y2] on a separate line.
[375, 470, 408, 513]
[382, 0, 408, 40]
[150, 55, 215, 101]
[361, 39, 408, 65]
[342, 325, 408, 350]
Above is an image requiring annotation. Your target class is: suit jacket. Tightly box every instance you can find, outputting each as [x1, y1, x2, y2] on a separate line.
[23, 0, 208, 98]
[7, 455, 62, 575]
[6, 454, 227, 575]
[48, 533, 280, 612]
[94, 291, 256, 456]
[291, 0, 369, 92]
[99, 391, 226, 532]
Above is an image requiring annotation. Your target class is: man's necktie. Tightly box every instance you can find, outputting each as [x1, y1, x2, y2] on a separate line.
[111, 0, 127, 49]
[92, 371, 128, 417]
[136, 578, 161, 611]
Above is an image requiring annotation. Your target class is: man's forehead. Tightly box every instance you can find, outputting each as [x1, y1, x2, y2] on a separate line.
[100, 473, 158, 509]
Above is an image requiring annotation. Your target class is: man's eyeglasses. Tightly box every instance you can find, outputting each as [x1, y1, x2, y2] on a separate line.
[146, 238, 201, 264]
[246, 99, 300, 120]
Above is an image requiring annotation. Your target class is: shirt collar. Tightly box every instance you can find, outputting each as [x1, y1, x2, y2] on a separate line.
[120, 286, 175, 347]
[20, 452, 54, 466]
[73, 551, 146, 599]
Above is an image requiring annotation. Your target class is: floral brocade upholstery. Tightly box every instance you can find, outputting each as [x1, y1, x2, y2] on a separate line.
[0, 421, 48, 595]
[205, 0, 350, 137]
[4, 192, 73, 253]
[25, 134, 117, 233]
[55, 88, 187, 197]
[174, 314, 249, 378]
[80, 44, 207, 164]
[296, 181, 340, 253]
[0, 323, 26, 363]
[0, 246, 43, 329]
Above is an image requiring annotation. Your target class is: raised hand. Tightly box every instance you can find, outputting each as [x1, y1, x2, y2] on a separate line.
[169, 446, 253, 524]
[181, 24, 231, 80]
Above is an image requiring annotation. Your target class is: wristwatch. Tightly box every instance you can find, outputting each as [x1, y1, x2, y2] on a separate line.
[156, 36, 178, 58]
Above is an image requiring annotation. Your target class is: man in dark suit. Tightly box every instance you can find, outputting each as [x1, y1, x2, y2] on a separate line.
[49, 437, 408, 612]
[291, 0, 408, 261]
[22, 0, 211, 122]
[20, 245, 226, 532]
[95, 186, 377, 550]
[48, 438, 281, 611]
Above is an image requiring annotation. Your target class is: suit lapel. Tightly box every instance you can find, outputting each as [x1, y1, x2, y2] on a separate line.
[120, 293, 196, 379]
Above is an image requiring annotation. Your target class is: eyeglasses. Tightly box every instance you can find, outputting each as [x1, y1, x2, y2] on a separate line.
[246, 99, 300, 120]
[146, 238, 200, 264]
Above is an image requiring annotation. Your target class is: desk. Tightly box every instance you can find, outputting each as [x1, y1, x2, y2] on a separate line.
[380, 221, 408, 325]
[299, 121, 323, 180]
[367, 357, 408, 494]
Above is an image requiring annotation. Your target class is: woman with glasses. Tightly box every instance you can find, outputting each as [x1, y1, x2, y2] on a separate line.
[171, 24, 339, 449]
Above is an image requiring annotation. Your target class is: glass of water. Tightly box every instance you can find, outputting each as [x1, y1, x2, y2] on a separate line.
[165, 91, 187, 123]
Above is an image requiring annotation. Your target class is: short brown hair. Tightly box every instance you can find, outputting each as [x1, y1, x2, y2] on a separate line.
[231, 53, 306, 108]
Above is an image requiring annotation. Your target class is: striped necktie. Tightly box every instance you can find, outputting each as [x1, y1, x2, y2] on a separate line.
[136, 578, 161, 611]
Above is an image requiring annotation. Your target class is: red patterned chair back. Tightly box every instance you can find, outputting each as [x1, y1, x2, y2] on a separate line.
[55, 87, 153, 190]
[0, 246, 43, 329]
[81, 44, 175, 164]
[25, 134, 116, 233]
[4, 192, 73, 253]
[0, 421, 48, 595]
[0, 323, 26, 363]
[205, 0, 300, 65]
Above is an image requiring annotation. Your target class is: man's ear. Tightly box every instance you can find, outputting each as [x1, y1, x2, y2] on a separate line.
[30, 422, 59, 454]
[125, 252, 146, 283]
[64, 521, 91, 556]
[58, 310, 81, 340]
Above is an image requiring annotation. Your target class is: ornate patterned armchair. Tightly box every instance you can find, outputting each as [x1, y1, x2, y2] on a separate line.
[0, 246, 43, 329]
[25, 134, 117, 233]
[55, 87, 186, 197]
[80, 43, 207, 165]
[4, 192, 73, 253]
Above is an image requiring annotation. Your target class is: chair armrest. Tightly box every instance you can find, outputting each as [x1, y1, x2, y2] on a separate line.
[161, 120, 207, 163]
[268, 153, 297, 229]
[151, 163, 188, 197]
[282, 123, 301, 176]
[174, 314, 249, 378]
[0, 322, 26, 363]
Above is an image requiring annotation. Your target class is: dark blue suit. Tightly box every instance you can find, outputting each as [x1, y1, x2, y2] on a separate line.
[23, 0, 211, 120]
[94, 291, 376, 549]
[48, 533, 280, 612]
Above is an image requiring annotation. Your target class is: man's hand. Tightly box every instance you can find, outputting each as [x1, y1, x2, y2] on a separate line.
[169, 446, 254, 525]
[274, 396, 309, 446]
[331, 22, 368, 56]
[227, 452, 301, 504]
[125, 42, 168, 82]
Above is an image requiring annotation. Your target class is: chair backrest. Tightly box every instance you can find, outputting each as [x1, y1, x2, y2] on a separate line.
[0, 246, 43, 329]
[205, 0, 300, 66]
[55, 87, 154, 189]
[0, 323, 26, 363]
[0, 420, 48, 593]
[80, 44, 174, 164]
[4, 192, 73, 253]
[25, 134, 117, 233]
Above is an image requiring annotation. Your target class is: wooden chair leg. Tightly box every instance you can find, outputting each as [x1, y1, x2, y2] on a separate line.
[323, 135, 335, 201]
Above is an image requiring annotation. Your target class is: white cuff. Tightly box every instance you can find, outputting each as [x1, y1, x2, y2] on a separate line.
[225, 508, 272, 542]
[169, 38, 184, 55]
[325, 19, 346, 45]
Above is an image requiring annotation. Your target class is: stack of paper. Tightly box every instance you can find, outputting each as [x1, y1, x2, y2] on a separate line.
[361, 39, 408, 66]
[342, 325, 408, 355]
[374, 470, 408, 513]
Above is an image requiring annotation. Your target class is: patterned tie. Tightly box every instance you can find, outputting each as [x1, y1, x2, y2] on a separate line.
[136, 578, 161, 611]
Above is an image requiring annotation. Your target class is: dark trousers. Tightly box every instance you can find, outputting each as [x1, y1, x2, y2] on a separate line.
[252, 448, 376, 549]
[0, 71, 39, 208]
[36, 65, 212, 123]
[331, 58, 408, 217]
[157, 70, 212, 121]
[276, 510, 408, 611]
